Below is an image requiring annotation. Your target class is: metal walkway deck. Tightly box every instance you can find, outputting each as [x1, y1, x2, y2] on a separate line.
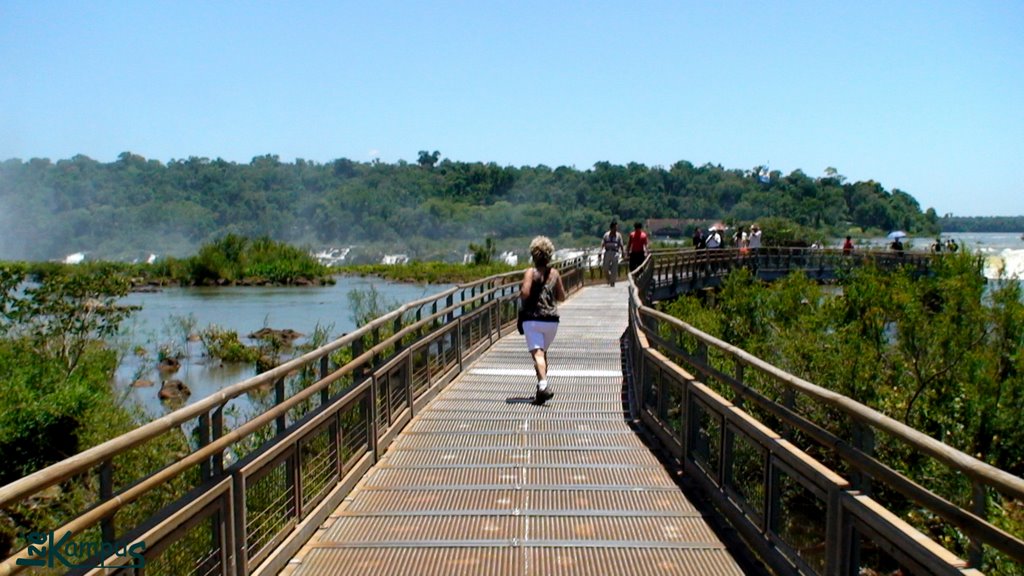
[281, 285, 747, 576]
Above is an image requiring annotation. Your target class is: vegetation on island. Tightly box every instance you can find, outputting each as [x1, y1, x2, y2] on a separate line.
[340, 261, 516, 285]
[0, 152, 945, 263]
[13, 234, 333, 287]
[658, 253, 1024, 575]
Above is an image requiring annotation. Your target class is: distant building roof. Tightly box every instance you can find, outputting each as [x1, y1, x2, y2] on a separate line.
[645, 218, 702, 237]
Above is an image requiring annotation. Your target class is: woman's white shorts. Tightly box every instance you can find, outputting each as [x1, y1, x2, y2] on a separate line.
[522, 320, 559, 351]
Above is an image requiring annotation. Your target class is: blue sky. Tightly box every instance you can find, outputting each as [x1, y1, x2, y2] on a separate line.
[2, 1, 1021, 216]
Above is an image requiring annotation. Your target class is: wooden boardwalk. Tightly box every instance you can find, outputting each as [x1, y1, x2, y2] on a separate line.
[281, 285, 748, 576]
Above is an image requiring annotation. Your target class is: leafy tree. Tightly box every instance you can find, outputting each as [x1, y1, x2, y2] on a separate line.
[0, 263, 135, 373]
[468, 237, 497, 265]
[0, 264, 135, 478]
[417, 150, 441, 169]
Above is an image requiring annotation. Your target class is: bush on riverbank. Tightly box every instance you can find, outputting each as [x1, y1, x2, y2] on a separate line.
[340, 260, 517, 284]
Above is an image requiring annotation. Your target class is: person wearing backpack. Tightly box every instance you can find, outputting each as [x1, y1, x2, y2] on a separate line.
[520, 236, 566, 405]
[705, 226, 722, 249]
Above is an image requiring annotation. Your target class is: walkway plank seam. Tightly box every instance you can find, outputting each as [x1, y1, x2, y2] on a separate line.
[281, 285, 747, 576]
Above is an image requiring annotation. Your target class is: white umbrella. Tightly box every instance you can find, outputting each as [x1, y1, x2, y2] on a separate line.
[887, 230, 907, 239]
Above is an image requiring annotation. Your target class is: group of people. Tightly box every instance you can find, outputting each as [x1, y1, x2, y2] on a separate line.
[846, 235, 959, 254]
[931, 237, 959, 253]
[691, 224, 761, 251]
[599, 220, 650, 287]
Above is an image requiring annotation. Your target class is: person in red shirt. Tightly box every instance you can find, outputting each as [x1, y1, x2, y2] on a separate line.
[627, 221, 650, 272]
[843, 236, 854, 255]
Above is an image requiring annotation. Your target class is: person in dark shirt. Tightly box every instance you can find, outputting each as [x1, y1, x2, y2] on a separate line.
[692, 227, 706, 250]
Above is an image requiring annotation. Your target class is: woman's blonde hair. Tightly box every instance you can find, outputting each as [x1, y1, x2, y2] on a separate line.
[529, 236, 554, 265]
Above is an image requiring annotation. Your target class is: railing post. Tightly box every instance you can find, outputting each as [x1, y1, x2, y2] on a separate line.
[289, 442, 300, 520]
[275, 378, 286, 435]
[624, 325, 638, 421]
[369, 378, 380, 460]
[198, 412, 212, 480]
[393, 316, 404, 356]
[320, 356, 330, 405]
[970, 480, 987, 568]
[825, 485, 847, 576]
[781, 387, 796, 440]
[486, 303, 495, 347]
[352, 337, 365, 380]
[721, 425, 734, 498]
[212, 406, 224, 476]
[99, 459, 115, 543]
[232, 472, 247, 576]
[456, 317, 465, 373]
[851, 422, 874, 496]
[405, 353, 415, 416]
[371, 326, 381, 368]
[733, 358, 745, 409]
[766, 458, 781, 542]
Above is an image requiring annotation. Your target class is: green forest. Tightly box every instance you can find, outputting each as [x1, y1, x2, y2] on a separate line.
[0, 152, 944, 263]
[940, 215, 1024, 233]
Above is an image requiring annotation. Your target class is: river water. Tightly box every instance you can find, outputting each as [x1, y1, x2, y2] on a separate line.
[115, 233, 1024, 418]
[116, 276, 453, 417]
[854, 232, 1024, 278]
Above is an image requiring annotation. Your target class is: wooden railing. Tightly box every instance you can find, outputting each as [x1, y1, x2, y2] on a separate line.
[625, 248, 1022, 575]
[0, 263, 585, 576]
[640, 246, 934, 302]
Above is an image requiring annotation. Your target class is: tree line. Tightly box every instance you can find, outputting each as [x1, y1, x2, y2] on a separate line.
[939, 215, 1024, 233]
[0, 152, 942, 262]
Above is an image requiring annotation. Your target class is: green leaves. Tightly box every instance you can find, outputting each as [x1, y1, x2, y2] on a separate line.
[0, 264, 131, 481]
[661, 253, 1024, 475]
[187, 234, 331, 285]
[1, 263, 135, 373]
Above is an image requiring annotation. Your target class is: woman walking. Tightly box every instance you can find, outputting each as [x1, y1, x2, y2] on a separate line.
[520, 236, 566, 405]
[600, 221, 625, 286]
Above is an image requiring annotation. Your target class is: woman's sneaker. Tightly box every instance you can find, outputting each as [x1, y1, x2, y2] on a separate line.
[533, 389, 554, 405]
